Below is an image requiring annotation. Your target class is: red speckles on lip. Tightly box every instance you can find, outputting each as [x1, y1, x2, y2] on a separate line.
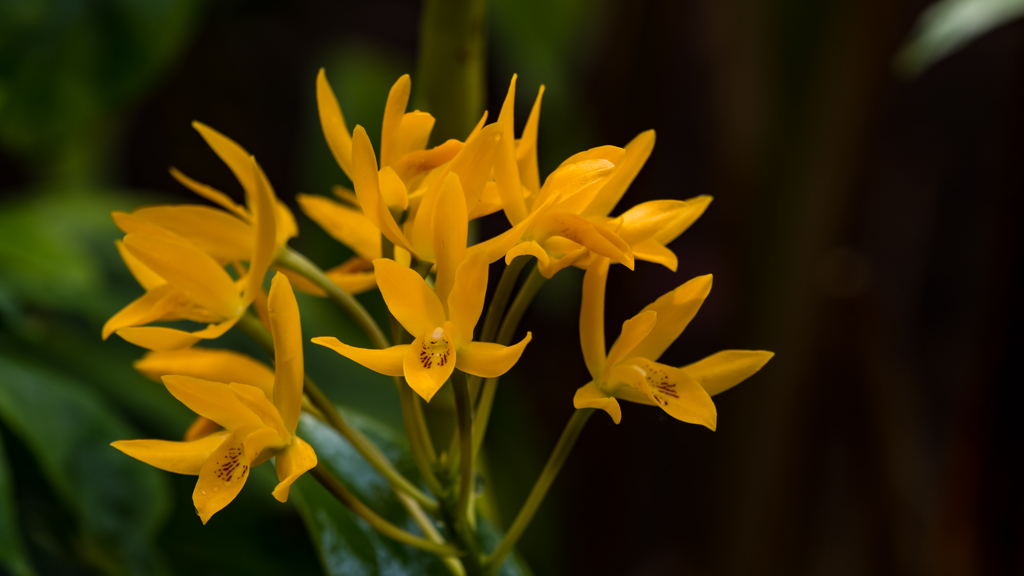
[214, 446, 247, 483]
[419, 329, 451, 369]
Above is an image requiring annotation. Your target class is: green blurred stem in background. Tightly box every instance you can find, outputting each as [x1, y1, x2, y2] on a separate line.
[308, 464, 461, 557]
[414, 0, 487, 141]
[484, 408, 595, 575]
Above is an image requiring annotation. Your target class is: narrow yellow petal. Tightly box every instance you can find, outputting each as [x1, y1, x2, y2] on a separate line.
[393, 139, 463, 182]
[625, 358, 717, 430]
[605, 310, 657, 369]
[469, 193, 559, 264]
[311, 337, 407, 377]
[112, 211, 186, 242]
[116, 326, 202, 351]
[272, 437, 317, 502]
[654, 195, 712, 245]
[193, 121, 257, 205]
[447, 251, 488, 346]
[573, 382, 622, 424]
[535, 212, 634, 270]
[297, 194, 381, 261]
[537, 248, 588, 279]
[134, 348, 275, 400]
[267, 273, 303, 435]
[432, 173, 468, 309]
[628, 275, 713, 363]
[630, 239, 677, 272]
[350, 126, 415, 252]
[372, 258, 446, 336]
[124, 234, 241, 319]
[403, 327, 456, 402]
[102, 285, 180, 340]
[193, 426, 258, 524]
[517, 85, 545, 194]
[445, 122, 502, 214]
[499, 242, 546, 270]
[380, 74, 412, 168]
[394, 111, 435, 161]
[350, 125, 385, 228]
[583, 130, 656, 217]
[115, 239, 165, 290]
[379, 166, 410, 211]
[116, 315, 240, 351]
[184, 417, 222, 441]
[536, 159, 615, 213]
[230, 383, 289, 439]
[131, 205, 254, 263]
[245, 426, 287, 467]
[682, 350, 774, 397]
[112, 431, 230, 475]
[614, 200, 690, 246]
[316, 68, 354, 180]
[580, 256, 609, 382]
[170, 167, 249, 220]
[162, 375, 264, 431]
[456, 332, 531, 378]
[246, 156, 277, 304]
[494, 75, 528, 224]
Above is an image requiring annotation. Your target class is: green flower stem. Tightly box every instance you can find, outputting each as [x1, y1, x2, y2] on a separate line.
[310, 464, 461, 558]
[451, 370, 475, 531]
[472, 265, 547, 457]
[414, 0, 487, 142]
[467, 255, 530, 404]
[398, 382, 446, 497]
[235, 312, 439, 513]
[275, 247, 390, 349]
[397, 491, 468, 576]
[483, 408, 595, 574]
[447, 255, 530, 475]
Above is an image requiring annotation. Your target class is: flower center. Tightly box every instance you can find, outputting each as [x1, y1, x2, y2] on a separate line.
[631, 364, 679, 406]
[418, 327, 452, 369]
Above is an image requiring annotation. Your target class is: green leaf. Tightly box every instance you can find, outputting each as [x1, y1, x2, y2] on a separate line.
[0, 429, 36, 576]
[897, 0, 1024, 75]
[292, 410, 531, 576]
[0, 356, 171, 576]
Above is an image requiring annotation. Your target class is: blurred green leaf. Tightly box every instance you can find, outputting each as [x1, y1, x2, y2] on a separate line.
[293, 411, 531, 576]
[0, 429, 37, 576]
[0, 356, 171, 576]
[0, 0, 202, 160]
[897, 0, 1024, 75]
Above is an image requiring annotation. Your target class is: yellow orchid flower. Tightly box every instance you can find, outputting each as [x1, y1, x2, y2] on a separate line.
[312, 69, 511, 267]
[102, 154, 277, 351]
[134, 347, 276, 441]
[312, 174, 532, 402]
[112, 273, 316, 524]
[573, 256, 773, 426]
[473, 77, 717, 277]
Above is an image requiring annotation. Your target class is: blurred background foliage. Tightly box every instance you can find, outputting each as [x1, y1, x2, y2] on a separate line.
[1, 0, 1022, 574]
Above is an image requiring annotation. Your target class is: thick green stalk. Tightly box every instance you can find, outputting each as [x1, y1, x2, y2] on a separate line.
[310, 465, 461, 557]
[451, 370, 475, 530]
[414, 0, 487, 141]
[472, 265, 547, 456]
[483, 409, 594, 574]
[235, 312, 438, 512]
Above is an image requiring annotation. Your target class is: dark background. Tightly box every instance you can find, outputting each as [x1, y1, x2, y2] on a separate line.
[1, 0, 1022, 574]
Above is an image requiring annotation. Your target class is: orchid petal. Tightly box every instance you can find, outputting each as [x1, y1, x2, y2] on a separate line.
[111, 431, 230, 475]
[311, 337, 407, 377]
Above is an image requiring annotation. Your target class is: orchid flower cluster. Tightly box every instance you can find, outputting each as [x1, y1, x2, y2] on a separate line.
[104, 69, 773, 574]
